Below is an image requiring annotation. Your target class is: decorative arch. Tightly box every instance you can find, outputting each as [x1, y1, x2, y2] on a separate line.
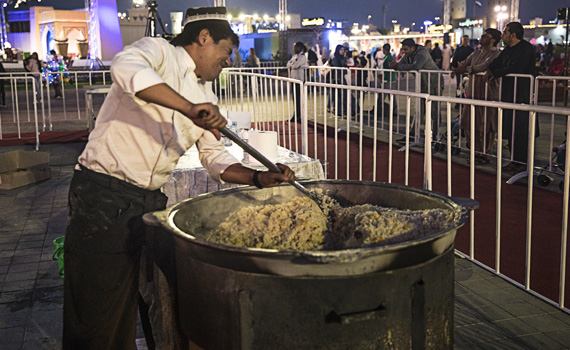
[40, 22, 55, 59]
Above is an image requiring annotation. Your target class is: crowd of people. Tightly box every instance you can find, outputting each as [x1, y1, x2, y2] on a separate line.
[275, 22, 565, 173]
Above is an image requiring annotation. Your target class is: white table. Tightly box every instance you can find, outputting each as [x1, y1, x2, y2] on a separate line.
[163, 144, 325, 206]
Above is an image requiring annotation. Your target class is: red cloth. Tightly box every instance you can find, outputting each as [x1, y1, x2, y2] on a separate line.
[0, 130, 89, 147]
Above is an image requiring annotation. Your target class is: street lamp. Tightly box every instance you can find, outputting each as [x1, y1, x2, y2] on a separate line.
[494, 5, 508, 30]
[423, 20, 432, 34]
[368, 15, 371, 24]
[435, 16, 440, 25]
[411, 22, 415, 31]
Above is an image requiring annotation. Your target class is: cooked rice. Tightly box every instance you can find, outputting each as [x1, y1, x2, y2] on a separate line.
[206, 192, 459, 251]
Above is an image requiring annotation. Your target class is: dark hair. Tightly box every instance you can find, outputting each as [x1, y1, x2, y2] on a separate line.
[294, 41, 306, 53]
[505, 22, 524, 40]
[170, 20, 239, 47]
[434, 43, 439, 48]
[383, 43, 391, 51]
[425, 40, 432, 46]
[334, 44, 344, 58]
[401, 38, 415, 47]
[485, 28, 502, 46]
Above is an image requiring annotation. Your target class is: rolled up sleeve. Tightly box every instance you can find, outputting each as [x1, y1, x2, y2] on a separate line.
[197, 131, 240, 183]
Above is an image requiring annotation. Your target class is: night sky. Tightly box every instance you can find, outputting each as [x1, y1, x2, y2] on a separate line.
[14, 0, 567, 29]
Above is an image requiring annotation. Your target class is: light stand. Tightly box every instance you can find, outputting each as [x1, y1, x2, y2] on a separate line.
[145, 1, 171, 39]
[84, 0, 106, 70]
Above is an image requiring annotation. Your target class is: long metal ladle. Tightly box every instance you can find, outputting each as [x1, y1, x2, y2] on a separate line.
[220, 127, 321, 204]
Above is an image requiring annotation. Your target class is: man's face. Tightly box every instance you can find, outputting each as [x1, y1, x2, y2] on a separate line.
[502, 26, 514, 46]
[425, 42, 432, 51]
[480, 32, 492, 47]
[400, 45, 414, 56]
[461, 36, 469, 46]
[195, 34, 233, 82]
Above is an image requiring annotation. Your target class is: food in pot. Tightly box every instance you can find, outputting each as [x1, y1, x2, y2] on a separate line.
[206, 193, 459, 251]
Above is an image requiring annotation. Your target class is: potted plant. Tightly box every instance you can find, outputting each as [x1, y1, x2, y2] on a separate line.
[77, 40, 89, 59]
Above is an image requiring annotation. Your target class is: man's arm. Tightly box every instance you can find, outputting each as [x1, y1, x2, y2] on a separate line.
[135, 84, 226, 140]
[487, 45, 534, 79]
[221, 163, 295, 188]
[397, 52, 428, 71]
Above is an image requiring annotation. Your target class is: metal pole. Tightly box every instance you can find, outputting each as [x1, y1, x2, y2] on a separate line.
[564, 7, 570, 76]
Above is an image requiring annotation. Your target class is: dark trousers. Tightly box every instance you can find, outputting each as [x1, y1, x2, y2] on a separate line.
[0, 81, 5, 105]
[294, 83, 301, 120]
[503, 110, 531, 163]
[63, 167, 167, 350]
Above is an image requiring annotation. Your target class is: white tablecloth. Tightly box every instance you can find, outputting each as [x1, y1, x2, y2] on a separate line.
[163, 145, 325, 206]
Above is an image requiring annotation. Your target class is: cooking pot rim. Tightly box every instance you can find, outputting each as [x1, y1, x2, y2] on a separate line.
[161, 180, 470, 257]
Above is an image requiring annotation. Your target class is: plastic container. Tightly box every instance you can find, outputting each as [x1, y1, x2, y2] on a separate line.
[52, 236, 65, 278]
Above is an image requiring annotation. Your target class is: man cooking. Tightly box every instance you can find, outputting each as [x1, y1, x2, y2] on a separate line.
[63, 7, 295, 350]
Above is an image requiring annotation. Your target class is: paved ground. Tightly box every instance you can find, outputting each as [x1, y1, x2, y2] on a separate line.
[1, 142, 570, 349]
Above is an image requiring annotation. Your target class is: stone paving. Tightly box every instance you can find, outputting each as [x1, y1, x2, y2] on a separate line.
[1, 142, 570, 349]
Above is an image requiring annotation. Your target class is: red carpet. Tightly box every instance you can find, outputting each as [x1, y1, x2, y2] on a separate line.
[0, 130, 89, 147]
[275, 120, 570, 304]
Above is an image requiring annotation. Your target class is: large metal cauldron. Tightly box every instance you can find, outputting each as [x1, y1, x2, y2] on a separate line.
[145, 180, 476, 349]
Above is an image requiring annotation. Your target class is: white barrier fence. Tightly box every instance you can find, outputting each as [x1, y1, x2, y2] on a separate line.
[300, 79, 570, 313]
[0, 75, 42, 149]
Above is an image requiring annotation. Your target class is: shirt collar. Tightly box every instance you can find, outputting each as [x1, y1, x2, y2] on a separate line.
[176, 45, 196, 76]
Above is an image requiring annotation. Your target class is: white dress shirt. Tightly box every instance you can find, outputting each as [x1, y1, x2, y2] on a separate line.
[78, 37, 239, 190]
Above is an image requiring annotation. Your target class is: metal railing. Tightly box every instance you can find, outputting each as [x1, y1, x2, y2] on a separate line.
[0, 75, 42, 149]
[300, 76, 570, 313]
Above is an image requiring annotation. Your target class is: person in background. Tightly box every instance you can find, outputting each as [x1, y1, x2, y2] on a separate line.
[374, 46, 384, 68]
[49, 50, 63, 99]
[424, 40, 432, 53]
[390, 38, 440, 142]
[487, 22, 537, 172]
[0, 60, 6, 107]
[246, 48, 260, 68]
[442, 43, 452, 71]
[327, 44, 349, 115]
[286, 41, 308, 122]
[355, 51, 368, 86]
[368, 43, 398, 119]
[25, 52, 42, 101]
[431, 42, 443, 69]
[306, 43, 318, 66]
[452, 28, 502, 164]
[451, 35, 474, 102]
[231, 46, 242, 67]
[62, 7, 296, 349]
[306, 43, 318, 81]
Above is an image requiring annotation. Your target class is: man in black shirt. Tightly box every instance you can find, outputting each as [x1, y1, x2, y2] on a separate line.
[487, 21, 537, 172]
[451, 35, 474, 100]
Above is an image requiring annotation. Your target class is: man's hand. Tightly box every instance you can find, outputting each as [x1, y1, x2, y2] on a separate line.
[134, 83, 227, 140]
[258, 163, 296, 187]
[185, 103, 227, 140]
[388, 61, 398, 69]
[453, 65, 467, 76]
